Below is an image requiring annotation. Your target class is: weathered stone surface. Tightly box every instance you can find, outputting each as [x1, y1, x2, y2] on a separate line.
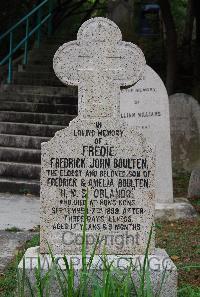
[188, 169, 200, 198]
[53, 17, 145, 118]
[169, 93, 200, 171]
[120, 65, 173, 204]
[40, 118, 155, 255]
[19, 246, 177, 297]
[40, 18, 156, 255]
[156, 198, 198, 221]
[0, 231, 36, 272]
[19, 17, 177, 296]
[0, 193, 39, 230]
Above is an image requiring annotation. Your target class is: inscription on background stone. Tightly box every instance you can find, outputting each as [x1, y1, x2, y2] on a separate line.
[120, 66, 173, 204]
[40, 17, 155, 255]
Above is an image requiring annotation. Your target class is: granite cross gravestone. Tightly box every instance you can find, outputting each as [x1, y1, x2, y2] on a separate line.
[120, 65, 173, 205]
[19, 18, 177, 297]
[40, 17, 156, 255]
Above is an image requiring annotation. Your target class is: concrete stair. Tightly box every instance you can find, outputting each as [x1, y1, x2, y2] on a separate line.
[0, 101, 77, 114]
[1, 84, 77, 96]
[0, 147, 41, 163]
[0, 134, 49, 149]
[0, 122, 64, 137]
[0, 36, 78, 195]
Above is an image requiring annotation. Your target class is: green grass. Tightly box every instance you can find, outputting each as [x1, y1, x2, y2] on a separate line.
[19, 188, 30, 195]
[14, 192, 162, 297]
[178, 285, 200, 297]
[191, 199, 200, 207]
[5, 227, 22, 232]
[1, 193, 199, 296]
[173, 170, 191, 197]
[156, 218, 200, 296]
[0, 234, 39, 297]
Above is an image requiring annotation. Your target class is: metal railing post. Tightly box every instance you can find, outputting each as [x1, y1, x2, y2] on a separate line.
[23, 18, 29, 64]
[48, 0, 53, 36]
[36, 7, 42, 48]
[0, 0, 55, 83]
[8, 32, 13, 84]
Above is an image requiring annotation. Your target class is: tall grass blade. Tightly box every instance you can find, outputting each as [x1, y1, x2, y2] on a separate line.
[140, 223, 153, 295]
[34, 255, 43, 297]
[47, 242, 68, 297]
[25, 273, 35, 297]
[145, 261, 154, 297]
[155, 267, 167, 297]
[82, 189, 88, 274]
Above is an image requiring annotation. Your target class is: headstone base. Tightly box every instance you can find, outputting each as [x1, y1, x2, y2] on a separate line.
[156, 198, 197, 221]
[18, 247, 177, 297]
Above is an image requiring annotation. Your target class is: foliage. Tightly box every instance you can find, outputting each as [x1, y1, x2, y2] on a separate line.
[0, 1, 38, 32]
[172, 170, 191, 197]
[156, 218, 200, 291]
[0, 234, 39, 297]
[1, 195, 165, 297]
[15, 192, 161, 297]
[0, 194, 199, 296]
[5, 227, 22, 232]
[170, 0, 188, 42]
[178, 285, 200, 297]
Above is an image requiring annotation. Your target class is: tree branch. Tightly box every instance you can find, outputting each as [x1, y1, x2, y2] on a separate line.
[158, 0, 177, 95]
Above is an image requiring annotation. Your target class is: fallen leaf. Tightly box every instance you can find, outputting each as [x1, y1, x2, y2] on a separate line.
[171, 255, 180, 261]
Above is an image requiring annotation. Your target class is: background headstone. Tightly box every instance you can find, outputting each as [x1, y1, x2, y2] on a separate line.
[40, 17, 156, 255]
[169, 93, 200, 172]
[188, 168, 200, 198]
[107, 0, 135, 41]
[120, 65, 173, 204]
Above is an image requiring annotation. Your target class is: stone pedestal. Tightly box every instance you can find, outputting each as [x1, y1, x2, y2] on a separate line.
[18, 247, 177, 297]
[155, 198, 198, 221]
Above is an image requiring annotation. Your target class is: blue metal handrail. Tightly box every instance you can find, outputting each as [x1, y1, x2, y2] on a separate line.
[0, 0, 55, 83]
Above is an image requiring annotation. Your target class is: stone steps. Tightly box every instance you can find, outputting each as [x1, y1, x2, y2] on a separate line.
[0, 161, 40, 179]
[27, 48, 57, 63]
[1, 84, 77, 96]
[0, 93, 77, 104]
[0, 34, 78, 195]
[42, 40, 67, 47]
[28, 56, 54, 64]
[0, 101, 78, 114]
[0, 177, 39, 195]
[0, 122, 64, 137]
[19, 64, 54, 73]
[29, 47, 59, 55]
[0, 111, 75, 125]
[0, 146, 41, 163]
[13, 76, 63, 87]
[14, 71, 56, 81]
[0, 134, 49, 149]
[30, 48, 55, 54]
